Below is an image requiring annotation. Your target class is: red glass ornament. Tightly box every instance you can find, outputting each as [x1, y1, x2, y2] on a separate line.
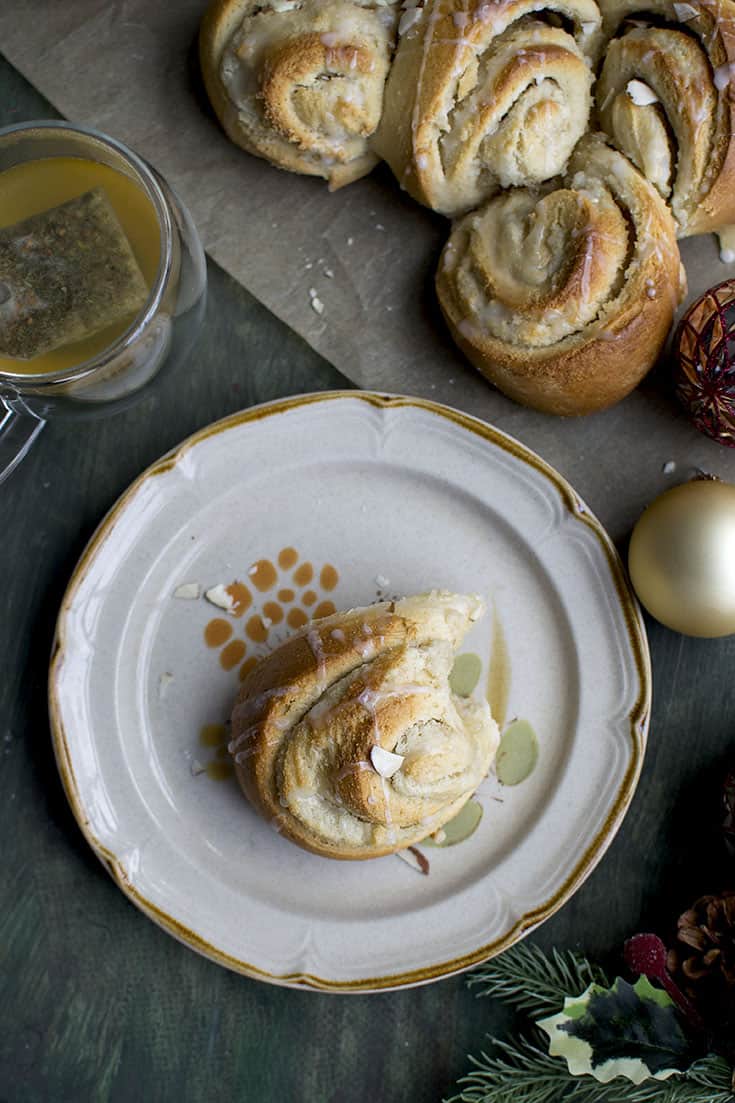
[675, 279, 735, 446]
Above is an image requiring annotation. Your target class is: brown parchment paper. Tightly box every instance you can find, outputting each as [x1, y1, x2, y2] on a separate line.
[2, 0, 734, 540]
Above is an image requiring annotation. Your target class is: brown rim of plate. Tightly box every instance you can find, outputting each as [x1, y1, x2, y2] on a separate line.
[47, 390, 651, 993]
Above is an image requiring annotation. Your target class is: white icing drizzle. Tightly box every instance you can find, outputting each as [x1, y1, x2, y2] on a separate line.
[579, 235, 595, 304]
[229, 686, 289, 751]
[335, 760, 373, 782]
[307, 628, 328, 692]
[715, 62, 735, 92]
[281, 786, 317, 806]
[719, 225, 735, 264]
[354, 637, 377, 659]
[409, 1, 443, 166]
[380, 774, 397, 845]
[358, 686, 383, 744]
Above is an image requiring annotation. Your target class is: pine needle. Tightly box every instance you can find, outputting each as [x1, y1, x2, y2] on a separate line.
[467, 942, 610, 1017]
[445, 1037, 580, 1103]
[446, 1045, 735, 1103]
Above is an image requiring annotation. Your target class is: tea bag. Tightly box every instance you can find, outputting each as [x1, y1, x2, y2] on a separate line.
[0, 187, 148, 361]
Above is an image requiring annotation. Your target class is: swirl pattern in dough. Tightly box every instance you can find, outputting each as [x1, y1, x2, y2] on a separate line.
[200, 0, 399, 189]
[373, 0, 601, 216]
[596, 0, 735, 236]
[229, 591, 498, 859]
[436, 134, 684, 415]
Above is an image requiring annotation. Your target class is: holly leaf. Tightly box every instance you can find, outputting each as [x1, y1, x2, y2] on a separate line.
[537, 976, 697, 1085]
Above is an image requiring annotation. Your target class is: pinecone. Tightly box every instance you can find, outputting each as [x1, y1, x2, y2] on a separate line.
[667, 892, 735, 988]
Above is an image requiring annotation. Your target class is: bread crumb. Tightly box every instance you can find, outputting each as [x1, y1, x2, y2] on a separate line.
[158, 672, 175, 699]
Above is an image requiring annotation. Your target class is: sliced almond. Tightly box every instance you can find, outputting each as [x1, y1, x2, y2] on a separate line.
[204, 584, 236, 614]
[673, 2, 698, 20]
[370, 745, 405, 778]
[626, 80, 659, 107]
[173, 582, 200, 600]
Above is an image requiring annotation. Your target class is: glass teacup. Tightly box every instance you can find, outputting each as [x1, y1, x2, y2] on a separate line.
[0, 120, 207, 482]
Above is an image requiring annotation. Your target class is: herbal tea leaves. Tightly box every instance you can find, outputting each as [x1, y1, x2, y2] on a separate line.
[538, 976, 697, 1084]
[0, 187, 147, 360]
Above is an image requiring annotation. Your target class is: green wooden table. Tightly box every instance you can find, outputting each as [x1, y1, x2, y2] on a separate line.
[2, 53, 735, 1103]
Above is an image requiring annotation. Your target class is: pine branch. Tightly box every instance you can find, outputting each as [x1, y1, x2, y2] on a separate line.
[446, 1044, 735, 1103]
[455, 945, 735, 1103]
[445, 1037, 581, 1103]
[681, 1056, 735, 1099]
[467, 942, 609, 1017]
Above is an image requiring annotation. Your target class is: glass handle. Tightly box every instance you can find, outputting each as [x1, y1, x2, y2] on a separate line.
[0, 395, 45, 485]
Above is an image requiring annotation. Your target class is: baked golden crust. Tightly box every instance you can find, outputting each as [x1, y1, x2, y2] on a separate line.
[229, 592, 498, 860]
[596, 0, 735, 237]
[200, 0, 398, 189]
[372, 0, 601, 216]
[436, 134, 684, 416]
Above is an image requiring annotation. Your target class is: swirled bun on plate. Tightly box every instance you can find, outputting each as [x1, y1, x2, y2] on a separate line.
[229, 591, 498, 860]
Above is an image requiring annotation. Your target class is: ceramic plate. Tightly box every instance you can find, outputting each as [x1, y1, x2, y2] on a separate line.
[49, 392, 650, 992]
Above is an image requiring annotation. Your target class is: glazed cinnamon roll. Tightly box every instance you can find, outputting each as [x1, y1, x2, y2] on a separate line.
[436, 135, 684, 416]
[373, 0, 602, 216]
[229, 592, 498, 860]
[200, 0, 399, 189]
[596, 0, 735, 236]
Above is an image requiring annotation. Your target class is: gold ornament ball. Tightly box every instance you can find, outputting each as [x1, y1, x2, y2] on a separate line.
[628, 480, 735, 637]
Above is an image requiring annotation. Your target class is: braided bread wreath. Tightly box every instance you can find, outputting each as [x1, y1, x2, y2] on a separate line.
[201, 0, 735, 415]
[199, 2, 730, 854]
